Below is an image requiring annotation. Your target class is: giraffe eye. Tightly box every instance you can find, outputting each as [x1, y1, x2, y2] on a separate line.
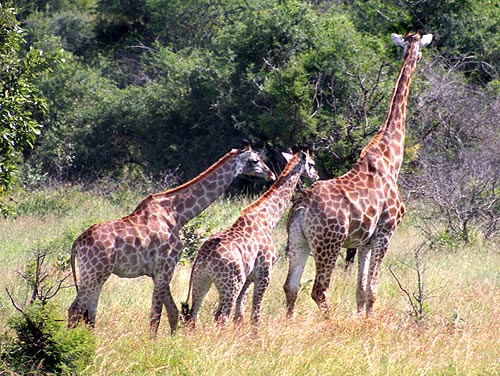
[251, 159, 259, 164]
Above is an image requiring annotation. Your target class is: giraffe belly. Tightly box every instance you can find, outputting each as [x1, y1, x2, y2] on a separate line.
[113, 262, 152, 278]
[342, 236, 371, 249]
[111, 247, 156, 278]
[343, 221, 377, 248]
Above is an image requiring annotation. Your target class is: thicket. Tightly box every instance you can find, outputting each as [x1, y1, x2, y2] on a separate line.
[1, 249, 96, 374]
[6, 1, 500, 236]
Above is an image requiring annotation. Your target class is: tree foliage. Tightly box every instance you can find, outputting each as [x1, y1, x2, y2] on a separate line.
[5, 0, 500, 238]
[0, 3, 56, 214]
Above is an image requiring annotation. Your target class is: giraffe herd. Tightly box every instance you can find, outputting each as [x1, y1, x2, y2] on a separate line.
[68, 32, 432, 334]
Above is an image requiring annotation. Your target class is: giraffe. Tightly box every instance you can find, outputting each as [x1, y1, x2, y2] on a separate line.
[181, 148, 318, 327]
[283, 32, 433, 318]
[67, 142, 276, 335]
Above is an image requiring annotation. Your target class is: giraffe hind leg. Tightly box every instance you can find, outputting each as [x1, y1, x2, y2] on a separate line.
[311, 246, 341, 313]
[214, 277, 244, 328]
[250, 271, 271, 325]
[345, 248, 357, 270]
[68, 299, 85, 328]
[67, 281, 104, 329]
[283, 252, 309, 318]
[233, 279, 252, 324]
[186, 266, 212, 328]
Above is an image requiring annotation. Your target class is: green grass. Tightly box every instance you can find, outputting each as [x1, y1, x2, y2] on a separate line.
[1, 184, 499, 375]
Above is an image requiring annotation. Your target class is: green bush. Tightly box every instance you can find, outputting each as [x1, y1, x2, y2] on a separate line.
[1, 248, 96, 374]
[2, 301, 96, 375]
[179, 212, 216, 264]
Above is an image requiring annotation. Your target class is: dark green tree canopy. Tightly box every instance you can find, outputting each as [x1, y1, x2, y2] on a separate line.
[8, 0, 500, 189]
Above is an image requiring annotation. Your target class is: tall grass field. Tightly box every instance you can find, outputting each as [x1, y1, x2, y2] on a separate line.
[1, 184, 499, 375]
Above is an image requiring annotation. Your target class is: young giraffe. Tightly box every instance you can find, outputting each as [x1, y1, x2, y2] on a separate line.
[67, 143, 276, 335]
[182, 148, 318, 327]
[284, 32, 433, 318]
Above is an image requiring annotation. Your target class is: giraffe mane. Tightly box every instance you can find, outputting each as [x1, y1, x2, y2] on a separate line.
[358, 33, 420, 161]
[240, 153, 300, 216]
[134, 149, 241, 210]
[357, 127, 385, 160]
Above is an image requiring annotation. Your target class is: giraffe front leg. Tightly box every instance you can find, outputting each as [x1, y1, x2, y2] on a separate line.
[150, 281, 179, 336]
[164, 285, 179, 333]
[283, 217, 310, 318]
[151, 247, 182, 335]
[150, 284, 164, 336]
[356, 247, 372, 314]
[365, 246, 388, 317]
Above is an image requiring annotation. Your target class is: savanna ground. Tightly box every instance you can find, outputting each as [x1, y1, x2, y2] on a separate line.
[1, 184, 499, 375]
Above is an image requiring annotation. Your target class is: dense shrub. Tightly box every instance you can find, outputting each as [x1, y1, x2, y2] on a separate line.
[1, 249, 96, 375]
[2, 301, 96, 375]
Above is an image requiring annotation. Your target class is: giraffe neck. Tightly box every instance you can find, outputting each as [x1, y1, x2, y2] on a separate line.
[359, 40, 420, 177]
[241, 154, 302, 230]
[138, 150, 245, 226]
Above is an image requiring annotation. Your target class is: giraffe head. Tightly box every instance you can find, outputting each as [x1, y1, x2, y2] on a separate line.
[239, 142, 276, 181]
[282, 146, 319, 181]
[391, 31, 433, 60]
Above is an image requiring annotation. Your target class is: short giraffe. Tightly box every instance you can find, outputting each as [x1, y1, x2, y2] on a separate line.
[182, 149, 318, 327]
[67, 143, 276, 334]
[284, 32, 433, 317]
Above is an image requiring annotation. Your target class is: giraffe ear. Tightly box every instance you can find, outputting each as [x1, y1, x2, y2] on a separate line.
[420, 34, 433, 47]
[391, 33, 405, 48]
[282, 152, 294, 162]
[241, 139, 252, 151]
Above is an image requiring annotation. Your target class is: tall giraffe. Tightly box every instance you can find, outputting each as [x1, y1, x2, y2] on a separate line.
[67, 143, 276, 334]
[283, 32, 432, 318]
[182, 148, 318, 327]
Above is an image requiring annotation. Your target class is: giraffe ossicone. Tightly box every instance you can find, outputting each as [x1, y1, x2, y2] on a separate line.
[283, 32, 432, 319]
[67, 142, 275, 335]
[182, 148, 318, 328]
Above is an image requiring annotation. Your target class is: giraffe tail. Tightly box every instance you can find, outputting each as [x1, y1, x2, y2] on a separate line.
[70, 243, 79, 294]
[180, 259, 197, 322]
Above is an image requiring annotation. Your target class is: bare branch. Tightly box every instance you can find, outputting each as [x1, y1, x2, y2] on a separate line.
[389, 265, 421, 319]
[5, 287, 25, 315]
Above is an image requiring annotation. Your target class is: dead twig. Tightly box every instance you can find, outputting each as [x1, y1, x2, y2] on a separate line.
[389, 242, 429, 322]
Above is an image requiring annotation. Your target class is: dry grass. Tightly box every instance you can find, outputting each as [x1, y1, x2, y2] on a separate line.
[1, 190, 499, 375]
